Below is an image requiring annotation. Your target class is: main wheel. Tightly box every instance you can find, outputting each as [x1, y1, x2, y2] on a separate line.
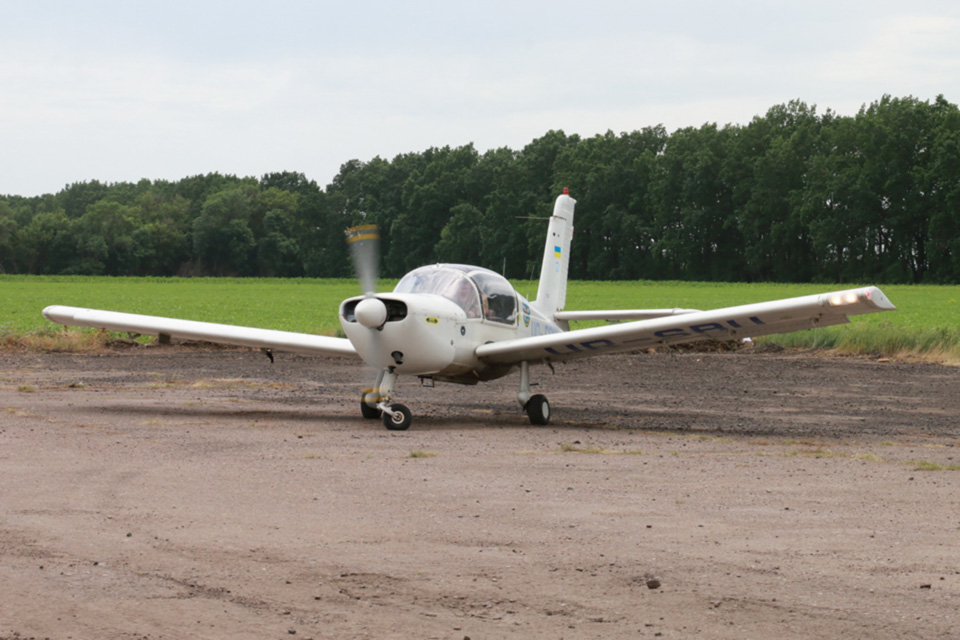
[360, 398, 382, 419]
[382, 403, 412, 431]
[525, 394, 550, 425]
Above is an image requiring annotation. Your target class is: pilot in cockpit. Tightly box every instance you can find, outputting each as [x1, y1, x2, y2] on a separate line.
[451, 279, 481, 318]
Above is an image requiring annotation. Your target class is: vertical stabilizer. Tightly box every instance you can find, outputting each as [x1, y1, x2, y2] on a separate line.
[532, 190, 576, 319]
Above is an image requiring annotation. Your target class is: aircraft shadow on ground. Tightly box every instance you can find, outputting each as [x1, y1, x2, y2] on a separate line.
[83, 400, 780, 435]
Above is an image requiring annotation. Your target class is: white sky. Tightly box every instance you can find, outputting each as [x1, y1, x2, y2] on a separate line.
[2, 0, 959, 196]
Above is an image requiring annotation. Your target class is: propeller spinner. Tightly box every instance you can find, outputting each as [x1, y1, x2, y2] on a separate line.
[354, 296, 387, 329]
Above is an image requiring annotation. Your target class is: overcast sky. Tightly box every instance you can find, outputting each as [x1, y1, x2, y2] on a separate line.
[2, 1, 959, 197]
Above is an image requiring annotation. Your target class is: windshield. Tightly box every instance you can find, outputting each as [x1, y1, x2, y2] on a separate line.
[395, 266, 481, 318]
[394, 265, 517, 324]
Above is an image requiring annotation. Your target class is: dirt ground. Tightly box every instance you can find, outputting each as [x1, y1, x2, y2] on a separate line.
[1, 345, 959, 639]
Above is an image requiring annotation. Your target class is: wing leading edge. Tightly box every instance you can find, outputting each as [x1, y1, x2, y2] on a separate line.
[42, 306, 359, 358]
[476, 286, 895, 365]
[555, 308, 701, 322]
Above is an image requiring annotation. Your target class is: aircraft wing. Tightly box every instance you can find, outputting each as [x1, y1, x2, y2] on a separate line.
[476, 286, 895, 365]
[555, 308, 701, 322]
[42, 305, 359, 359]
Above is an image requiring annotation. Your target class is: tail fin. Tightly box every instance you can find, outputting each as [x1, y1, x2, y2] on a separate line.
[532, 190, 576, 319]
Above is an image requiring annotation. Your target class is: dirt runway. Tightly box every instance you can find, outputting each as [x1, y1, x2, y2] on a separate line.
[1, 347, 959, 639]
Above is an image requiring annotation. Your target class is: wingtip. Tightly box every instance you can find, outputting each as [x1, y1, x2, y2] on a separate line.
[42, 305, 77, 324]
[42, 305, 62, 321]
[864, 286, 897, 311]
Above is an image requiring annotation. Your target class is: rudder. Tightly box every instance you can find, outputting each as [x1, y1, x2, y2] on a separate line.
[532, 190, 576, 319]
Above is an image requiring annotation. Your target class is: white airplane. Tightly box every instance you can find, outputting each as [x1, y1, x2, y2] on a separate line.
[43, 189, 896, 430]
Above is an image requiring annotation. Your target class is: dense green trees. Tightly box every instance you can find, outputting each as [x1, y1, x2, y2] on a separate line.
[2, 95, 959, 283]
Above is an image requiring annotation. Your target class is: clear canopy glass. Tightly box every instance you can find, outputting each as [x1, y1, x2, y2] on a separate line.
[394, 265, 517, 324]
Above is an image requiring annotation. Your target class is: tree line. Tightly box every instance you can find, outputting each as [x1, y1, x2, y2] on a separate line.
[2, 94, 959, 283]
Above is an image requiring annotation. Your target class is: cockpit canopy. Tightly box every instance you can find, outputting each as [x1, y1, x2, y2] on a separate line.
[394, 264, 518, 325]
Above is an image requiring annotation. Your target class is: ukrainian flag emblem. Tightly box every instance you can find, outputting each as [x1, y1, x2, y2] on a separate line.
[554, 245, 562, 258]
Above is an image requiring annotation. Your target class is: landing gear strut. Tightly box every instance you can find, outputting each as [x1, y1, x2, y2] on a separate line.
[518, 361, 550, 425]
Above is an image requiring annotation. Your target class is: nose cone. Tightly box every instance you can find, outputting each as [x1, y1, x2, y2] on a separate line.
[355, 297, 388, 329]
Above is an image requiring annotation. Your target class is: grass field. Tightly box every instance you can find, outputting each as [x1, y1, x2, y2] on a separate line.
[2, 275, 958, 360]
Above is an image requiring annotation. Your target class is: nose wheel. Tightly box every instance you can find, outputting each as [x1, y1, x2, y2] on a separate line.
[382, 403, 412, 430]
[359, 394, 412, 430]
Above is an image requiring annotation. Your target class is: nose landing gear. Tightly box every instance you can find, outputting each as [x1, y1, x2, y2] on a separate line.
[360, 369, 413, 430]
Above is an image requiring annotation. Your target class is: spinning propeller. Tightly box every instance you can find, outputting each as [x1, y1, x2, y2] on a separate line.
[345, 225, 387, 330]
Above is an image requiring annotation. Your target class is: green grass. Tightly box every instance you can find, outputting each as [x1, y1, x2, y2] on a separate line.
[906, 460, 960, 471]
[0, 275, 365, 336]
[2, 275, 958, 359]
[559, 442, 643, 454]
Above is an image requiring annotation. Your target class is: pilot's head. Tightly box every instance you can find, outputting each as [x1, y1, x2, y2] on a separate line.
[456, 280, 473, 302]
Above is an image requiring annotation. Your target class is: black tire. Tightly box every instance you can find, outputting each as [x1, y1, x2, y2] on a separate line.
[360, 398, 382, 419]
[525, 394, 550, 425]
[382, 403, 412, 430]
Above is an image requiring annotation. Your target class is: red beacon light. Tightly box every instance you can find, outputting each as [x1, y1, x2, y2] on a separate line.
[562, 187, 569, 195]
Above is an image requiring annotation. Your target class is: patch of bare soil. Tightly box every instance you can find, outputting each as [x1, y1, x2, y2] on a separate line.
[1, 347, 958, 639]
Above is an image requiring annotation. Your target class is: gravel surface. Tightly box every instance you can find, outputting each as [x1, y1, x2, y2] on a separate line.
[2, 347, 959, 639]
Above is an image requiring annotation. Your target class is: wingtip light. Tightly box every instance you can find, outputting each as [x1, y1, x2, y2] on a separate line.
[828, 291, 862, 306]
